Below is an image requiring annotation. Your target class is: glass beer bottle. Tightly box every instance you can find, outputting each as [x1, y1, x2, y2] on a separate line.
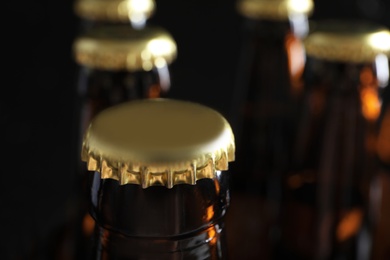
[73, 0, 156, 30]
[54, 25, 177, 259]
[71, 24, 177, 192]
[231, 0, 314, 190]
[81, 98, 236, 259]
[73, 25, 177, 144]
[227, 0, 314, 258]
[370, 66, 390, 259]
[277, 19, 390, 260]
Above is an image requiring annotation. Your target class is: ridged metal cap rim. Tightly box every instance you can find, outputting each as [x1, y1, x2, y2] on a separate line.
[81, 99, 235, 188]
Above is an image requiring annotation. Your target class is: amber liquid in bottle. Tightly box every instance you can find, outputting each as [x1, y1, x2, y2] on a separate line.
[276, 58, 382, 260]
[370, 83, 390, 260]
[228, 17, 306, 259]
[231, 19, 296, 191]
[86, 171, 230, 260]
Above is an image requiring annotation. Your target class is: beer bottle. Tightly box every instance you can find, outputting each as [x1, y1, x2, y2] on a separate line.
[231, 0, 314, 189]
[71, 24, 177, 192]
[73, 0, 156, 30]
[371, 68, 390, 259]
[277, 19, 390, 260]
[73, 25, 177, 142]
[49, 25, 177, 260]
[81, 98, 235, 259]
[226, 0, 314, 258]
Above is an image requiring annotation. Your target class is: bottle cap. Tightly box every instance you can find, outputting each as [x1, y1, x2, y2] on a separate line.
[304, 19, 390, 63]
[237, 0, 314, 20]
[81, 99, 236, 188]
[74, 0, 155, 23]
[73, 25, 177, 71]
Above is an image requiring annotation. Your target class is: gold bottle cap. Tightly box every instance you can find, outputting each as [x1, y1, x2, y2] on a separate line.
[237, 0, 314, 20]
[304, 19, 390, 63]
[81, 99, 236, 188]
[74, 0, 155, 22]
[73, 25, 177, 71]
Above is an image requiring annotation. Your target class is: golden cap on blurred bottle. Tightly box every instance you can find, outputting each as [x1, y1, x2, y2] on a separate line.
[304, 19, 390, 63]
[237, 0, 314, 20]
[81, 99, 236, 188]
[74, 0, 155, 23]
[73, 25, 177, 71]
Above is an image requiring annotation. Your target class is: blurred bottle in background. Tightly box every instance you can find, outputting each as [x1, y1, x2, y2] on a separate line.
[70, 0, 176, 185]
[276, 19, 390, 260]
[226, 0, 314, 258]
[370, 63, 390, 259]
[51, 25, 177, 259]
[81, 99, 235, 259]
[72, 24, 177, 160]
[43, 1, 178, 257]
[355, 1, 390, 259]
[73, 0, 156, 31]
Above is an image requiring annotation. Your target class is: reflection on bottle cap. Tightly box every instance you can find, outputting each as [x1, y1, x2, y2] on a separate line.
[73, 25, 177, 71]
[74, 0, 155, 23]
[304, 19, 390, 63]
[236, 0, 314, 20]
[81, 99, 236, 188]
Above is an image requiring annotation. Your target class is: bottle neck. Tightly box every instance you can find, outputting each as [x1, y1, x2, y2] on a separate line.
[90, 222, 228, 260]
[77, 19, 148, 34]
[241, 14, 309, 39]
[230, 15, 307, 193]
[86, 170, 230, 259]
[77, 67, 166, 103]
[377, 86, 390, 170]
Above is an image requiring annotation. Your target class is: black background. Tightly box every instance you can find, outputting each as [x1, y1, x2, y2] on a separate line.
[1, 0, 390, 259]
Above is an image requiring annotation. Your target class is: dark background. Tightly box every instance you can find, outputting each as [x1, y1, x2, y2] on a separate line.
[1, 0, 390, 259]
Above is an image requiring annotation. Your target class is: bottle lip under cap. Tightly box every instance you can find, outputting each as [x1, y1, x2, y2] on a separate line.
[81, 98, 236, 189]
[74, 0, 156, 23]
[236, 0, 314, 21]
[73, 25, 177, 71]
[303, 19, 390, 63]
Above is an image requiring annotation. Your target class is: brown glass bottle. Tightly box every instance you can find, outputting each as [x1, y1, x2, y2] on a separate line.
[71, 24, 176, 181]
[370, 69, 390, 259]
[81, 99, 236, 259]
[226, 0, 314, 258]
[71, 24, 177, 191]
[231, 0, 314, 190]
[48, 25, 177, 260]
[276, 20, 390, 260]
